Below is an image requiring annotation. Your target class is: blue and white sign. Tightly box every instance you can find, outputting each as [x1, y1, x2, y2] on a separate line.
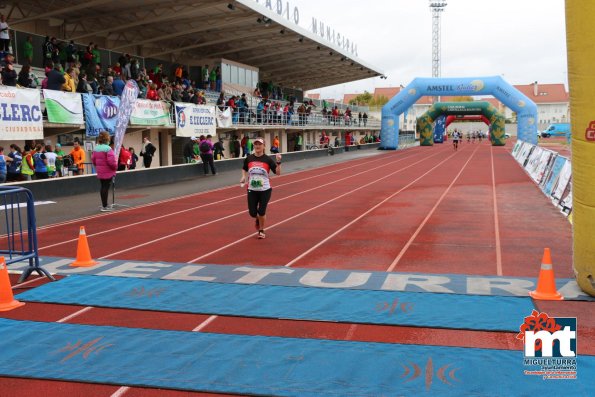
[174, 103, 216, 137]
[82, 94, 121, 137]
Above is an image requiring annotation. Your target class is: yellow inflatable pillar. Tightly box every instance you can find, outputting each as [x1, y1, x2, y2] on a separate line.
[566, 0, 595, 296]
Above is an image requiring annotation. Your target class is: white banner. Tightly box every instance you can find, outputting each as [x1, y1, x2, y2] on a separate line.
[0, 87, 44, 140]
[216, 107, 233, 128]
[130, 99, 172, 126]
[42, 89, 84, 125]
[174, 103, 216, 137]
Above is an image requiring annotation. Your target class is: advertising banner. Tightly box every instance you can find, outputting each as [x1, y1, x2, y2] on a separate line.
[82, 94, 121, 137]
[130, 99, 172, 126]
[174, 103, 216, 137]
[551, 160, 572, 202]
[114, 80, 139, 159]
[42, 89, 84, 125]
[0, 87, 43, 140]
[543, 156, 567, 196]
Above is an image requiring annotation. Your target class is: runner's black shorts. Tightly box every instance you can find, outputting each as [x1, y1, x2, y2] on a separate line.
[247, 188, 272, 217]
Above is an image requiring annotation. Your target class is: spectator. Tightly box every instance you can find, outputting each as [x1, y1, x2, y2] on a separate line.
[202, 64, 209, 89]
[1, 54, 16, 86]
[216, 92, 225, 110]
[54, 143, 66, 177]
[62, 67, 76, 92]
[22, 36, 33, 65]
[0, 15, 10, 54]
[198, 135, 216, 175]
[183, 136, 198, 163]
[20, 145, 35, 181]
[118, 145, 131, 171]
[103, 75, 115, 96]
[215, 66, 222, 92]
[16, 64, 37, 88]
[271, 135, 280, 154]
[128, 147, 138, 170]
[213, 137, 225, 160]
[76, 72, 92, 93]
[44, 145, 57, 177]
[241, 134, 250, 157]
[65, 40, 77, 69]
[91, 131, 117, 212]
[233, 135, 241, 158]
[209, 66, 216, 91]
[146, 83, 158, 100]
[112, 74, 125, 96]
[46, 63, 65, 91]
[32, 144, 48, 180]
[363, 112, 368, 127]
[0, 146, 7, 183]
[6, 144, 21, 182]
[69, 140, 86, 175]
[140, 137, 157, 168]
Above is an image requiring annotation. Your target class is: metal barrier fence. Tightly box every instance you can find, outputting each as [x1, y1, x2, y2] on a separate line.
[0, 186, 54, 283]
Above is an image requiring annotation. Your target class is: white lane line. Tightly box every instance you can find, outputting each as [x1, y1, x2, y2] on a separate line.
[100, 152, 420, 260]
[386, 145, 480, 272]
[110, 386, 130, 397]
[284, 147, 461, 268]
[192, 315, 218, 332]
[491, 145, 503, 276]
[190, 150, 446, 264]
[56, 306, 94, 323]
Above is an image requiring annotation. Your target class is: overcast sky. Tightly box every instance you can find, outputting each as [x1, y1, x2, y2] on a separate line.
[282, 0, 567, 99]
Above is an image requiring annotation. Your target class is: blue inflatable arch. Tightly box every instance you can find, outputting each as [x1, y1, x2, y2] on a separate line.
[380, 77, 538, 149]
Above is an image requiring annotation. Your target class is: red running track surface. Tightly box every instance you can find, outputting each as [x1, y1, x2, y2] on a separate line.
[2, 142, 591, 397]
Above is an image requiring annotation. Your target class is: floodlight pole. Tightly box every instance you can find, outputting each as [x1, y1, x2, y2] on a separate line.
[429, 1, 448, 79]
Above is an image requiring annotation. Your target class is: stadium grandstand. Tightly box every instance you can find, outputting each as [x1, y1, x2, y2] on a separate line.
[0, 0, 387, 171]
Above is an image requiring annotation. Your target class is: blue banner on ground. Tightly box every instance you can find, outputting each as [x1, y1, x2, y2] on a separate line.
[19, 275, 535, 331]
[0, 319, 592, 396]
[82, 94, 121, 137]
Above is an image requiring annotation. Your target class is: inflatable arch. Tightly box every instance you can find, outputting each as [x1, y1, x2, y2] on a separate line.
[380, 77, 538, 149]
[416, 101, 506, 146]
[566, 1, 595, 296]
[445, 115, 490, 129]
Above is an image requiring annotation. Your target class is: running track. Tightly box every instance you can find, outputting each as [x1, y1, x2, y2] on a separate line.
[3, 141, 592, 396]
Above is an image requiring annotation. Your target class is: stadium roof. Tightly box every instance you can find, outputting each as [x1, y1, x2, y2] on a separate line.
[6, 0, 384, 90]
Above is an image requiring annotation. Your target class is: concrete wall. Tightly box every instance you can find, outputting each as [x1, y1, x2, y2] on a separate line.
[11, 143, 380, 201]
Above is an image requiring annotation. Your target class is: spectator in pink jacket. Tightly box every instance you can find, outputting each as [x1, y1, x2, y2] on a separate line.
[91, 131, 117, 212]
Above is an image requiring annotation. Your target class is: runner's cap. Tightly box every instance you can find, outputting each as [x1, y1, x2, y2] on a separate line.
[253, 138, 265, 144]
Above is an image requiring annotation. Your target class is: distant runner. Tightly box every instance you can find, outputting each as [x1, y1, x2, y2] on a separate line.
[240, 138, 282, 239]
[452, 130, 460, 150]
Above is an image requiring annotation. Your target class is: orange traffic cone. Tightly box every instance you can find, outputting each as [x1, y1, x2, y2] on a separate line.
[529, 248, 563, 300]
[70, 226, 98, 267]
[0, 257, 25, 311]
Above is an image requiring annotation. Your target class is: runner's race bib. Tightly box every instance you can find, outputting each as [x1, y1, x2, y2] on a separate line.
[250, 175, 265, 189]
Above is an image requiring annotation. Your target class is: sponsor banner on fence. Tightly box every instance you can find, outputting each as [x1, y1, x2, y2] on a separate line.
[42, 89, 84, 125]
[130, 99, 172, 126]
[114, 80, 139, 159]
[0, 87, 43, 139]
[543, 156, 567, 196]
[82, 94, 121, 137]
[216, 107, 233, 128]
[174, 103, 216, 137]
[551, 160, 572, 201]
